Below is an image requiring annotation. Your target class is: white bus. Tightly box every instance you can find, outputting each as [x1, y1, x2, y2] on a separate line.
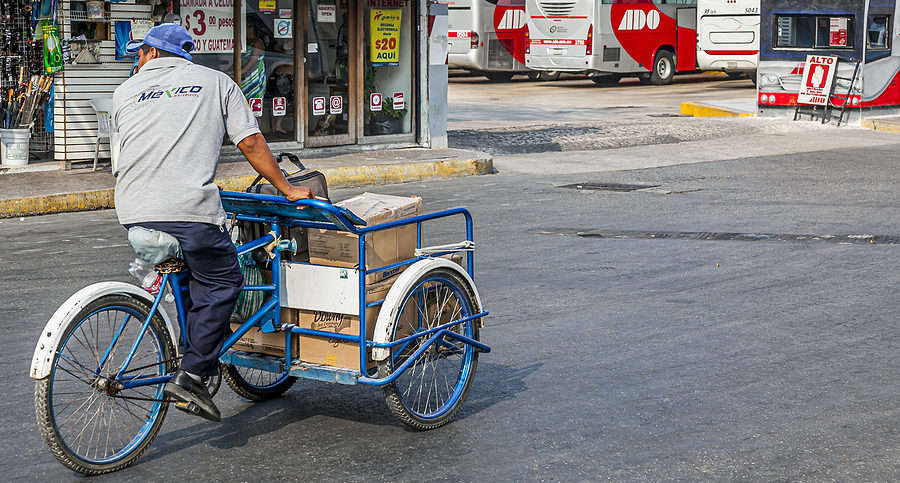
[524, 0, 699, 86]
[697, 0, 760, 79]
[449, 0, 556, 81]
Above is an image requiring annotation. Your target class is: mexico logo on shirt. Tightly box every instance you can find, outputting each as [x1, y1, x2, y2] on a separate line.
[138, 85, 204, 102]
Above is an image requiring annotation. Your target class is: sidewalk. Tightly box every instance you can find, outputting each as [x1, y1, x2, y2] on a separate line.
[860, 115, 900, 133]
[0, 147, 493, 218]
[680, 99, 758, 117]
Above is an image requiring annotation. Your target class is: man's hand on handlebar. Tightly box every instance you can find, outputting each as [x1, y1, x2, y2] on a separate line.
[284, 185, 314, 202]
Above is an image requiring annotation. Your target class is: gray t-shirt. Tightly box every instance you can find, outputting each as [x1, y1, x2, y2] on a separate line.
[113, 57, 260, 226]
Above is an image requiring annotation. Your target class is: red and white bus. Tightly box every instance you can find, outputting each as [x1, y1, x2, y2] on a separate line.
[524, 0, 698, 85]
[449, 0, 555, 81]
[697, 0, 759, 79]
[757, 0, 900, 121]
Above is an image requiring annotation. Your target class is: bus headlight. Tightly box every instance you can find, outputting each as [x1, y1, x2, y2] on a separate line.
[758, 74, 781, 88]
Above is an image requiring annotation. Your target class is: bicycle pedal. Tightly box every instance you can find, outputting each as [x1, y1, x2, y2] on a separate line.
[174, 401, 201, 415]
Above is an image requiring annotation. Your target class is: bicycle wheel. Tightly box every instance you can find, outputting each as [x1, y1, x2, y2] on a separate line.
[34, 294, 175, 475]
[378, 267, 481, 430]
[222, 364, 296, 401]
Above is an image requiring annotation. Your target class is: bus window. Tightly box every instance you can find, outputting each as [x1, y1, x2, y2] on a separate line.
[868, 16, 890, 49]
[776, 15, 854, 49]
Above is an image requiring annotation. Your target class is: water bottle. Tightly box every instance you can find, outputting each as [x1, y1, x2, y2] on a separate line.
[128, 258, 162, 295]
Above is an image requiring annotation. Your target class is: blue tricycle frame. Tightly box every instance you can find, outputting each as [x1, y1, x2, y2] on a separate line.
[30, 190, 490, 476]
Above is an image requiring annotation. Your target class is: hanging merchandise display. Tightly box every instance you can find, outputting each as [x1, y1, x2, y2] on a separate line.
[0, 0, 57, 153]
[42, 23, 63, 73]
[369, 9, 402, 66]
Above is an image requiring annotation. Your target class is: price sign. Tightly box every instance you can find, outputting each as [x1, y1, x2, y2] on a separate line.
[370, 9, 402, 66]
[181, 0, 246, 54]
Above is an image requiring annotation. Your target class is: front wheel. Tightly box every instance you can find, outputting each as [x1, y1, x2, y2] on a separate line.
[378, 267, 481, 430]
[648, 50, 675, 85]
[34, 294, 175, 476]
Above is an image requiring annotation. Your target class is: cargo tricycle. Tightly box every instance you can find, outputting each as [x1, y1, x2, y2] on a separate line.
[30, 191, 489, 475]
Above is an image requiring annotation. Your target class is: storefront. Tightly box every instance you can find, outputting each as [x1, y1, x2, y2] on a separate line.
[43, 0, 445, 166]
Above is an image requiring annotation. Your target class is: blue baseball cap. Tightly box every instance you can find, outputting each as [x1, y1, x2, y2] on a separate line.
[125, 23, 194, 61]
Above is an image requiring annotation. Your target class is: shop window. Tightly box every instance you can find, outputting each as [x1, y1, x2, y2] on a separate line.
[69, 1, 110, 41]
[868, 15, 891, 49]
[776, 15, 854, 49]
[364, 1, 414, 137]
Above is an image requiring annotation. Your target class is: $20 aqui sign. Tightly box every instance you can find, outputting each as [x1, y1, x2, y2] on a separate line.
[370, 9, 402, 66]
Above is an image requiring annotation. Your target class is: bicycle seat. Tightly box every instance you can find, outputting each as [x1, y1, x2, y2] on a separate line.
[127, 226, 183, 264]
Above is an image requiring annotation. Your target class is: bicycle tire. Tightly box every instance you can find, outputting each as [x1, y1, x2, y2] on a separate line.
[34, 294, 175, 475]
[222, 364, 297, 401]
[378, 267, 481, 430]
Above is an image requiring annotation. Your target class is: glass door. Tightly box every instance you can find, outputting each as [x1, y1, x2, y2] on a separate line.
[305, 0, 358, 146]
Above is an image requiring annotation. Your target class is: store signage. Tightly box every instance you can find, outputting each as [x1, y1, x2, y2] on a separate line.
[318, 2, 336, 23]
[249, 97, 263, 117]
[370, 92, 382, 111]
[797, 55, 837, 106]
[274, 18, 292, 39]
[392, 92, 404, 110]
[180, 0, 247, 54]
[312, 96, 326, 115]
[330, 95, 343, 114]
[273, 97, 286, 116]
[370, 9, 402, 66]
[259, 0, 276, 13]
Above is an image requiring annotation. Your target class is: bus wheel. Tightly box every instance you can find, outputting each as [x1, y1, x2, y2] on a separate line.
[590, 74, 621, 86]
[484, 72, 514, 82]
[526, 71, 540, 81]
[649, 50, 675, 85]
[539, 71, 561, 81]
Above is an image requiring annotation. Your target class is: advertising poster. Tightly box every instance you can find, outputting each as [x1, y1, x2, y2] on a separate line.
[180, 0, 247, 54]
[829, 17, 847, 46]
[370, 9, 402, 66]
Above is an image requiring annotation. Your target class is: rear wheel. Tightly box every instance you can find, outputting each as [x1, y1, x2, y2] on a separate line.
[35, 295, 175, 476]
[483, 71, 514, 82]
[539, 70, 561, 81]
[378, 267, 481, 430]
[222, 363, 296, 401]
[649, 50, 675, 85]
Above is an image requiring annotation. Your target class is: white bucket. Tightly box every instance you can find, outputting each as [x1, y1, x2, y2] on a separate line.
[0, 128, 30, 166]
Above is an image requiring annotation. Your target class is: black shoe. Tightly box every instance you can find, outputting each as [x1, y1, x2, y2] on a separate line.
[164, 369, 221, 422]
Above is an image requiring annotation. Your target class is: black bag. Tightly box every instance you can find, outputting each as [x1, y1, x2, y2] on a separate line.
[242, 153, 328, 263]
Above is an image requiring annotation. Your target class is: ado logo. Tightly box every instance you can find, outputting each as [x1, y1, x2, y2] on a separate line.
[617, 9, 661, 31]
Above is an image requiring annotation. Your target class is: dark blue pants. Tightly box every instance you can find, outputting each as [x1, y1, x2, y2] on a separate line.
[126, 222, 244, 377]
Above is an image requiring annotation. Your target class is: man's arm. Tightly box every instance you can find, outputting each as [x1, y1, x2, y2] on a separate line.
[237, 133, 314, 202]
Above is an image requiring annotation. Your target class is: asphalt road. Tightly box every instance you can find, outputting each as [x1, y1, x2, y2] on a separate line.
[3, 77, 900, 480]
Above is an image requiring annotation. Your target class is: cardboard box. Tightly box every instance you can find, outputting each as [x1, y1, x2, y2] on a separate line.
[229, 316, 298, 358]
[296, 275, 402, 369]
[308, 193, 421, 282]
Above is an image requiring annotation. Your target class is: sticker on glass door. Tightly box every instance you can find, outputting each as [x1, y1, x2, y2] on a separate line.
[313, 96, 326, 115]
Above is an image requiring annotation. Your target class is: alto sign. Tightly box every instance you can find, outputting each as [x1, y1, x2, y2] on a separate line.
[797, 55, 837, 106]
[617, 9, 661, 31]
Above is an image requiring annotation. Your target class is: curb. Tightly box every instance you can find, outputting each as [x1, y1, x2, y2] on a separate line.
[0, 157, 493, 219]
[860, 117, 900, 134]
[680, 101, 756, 118]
